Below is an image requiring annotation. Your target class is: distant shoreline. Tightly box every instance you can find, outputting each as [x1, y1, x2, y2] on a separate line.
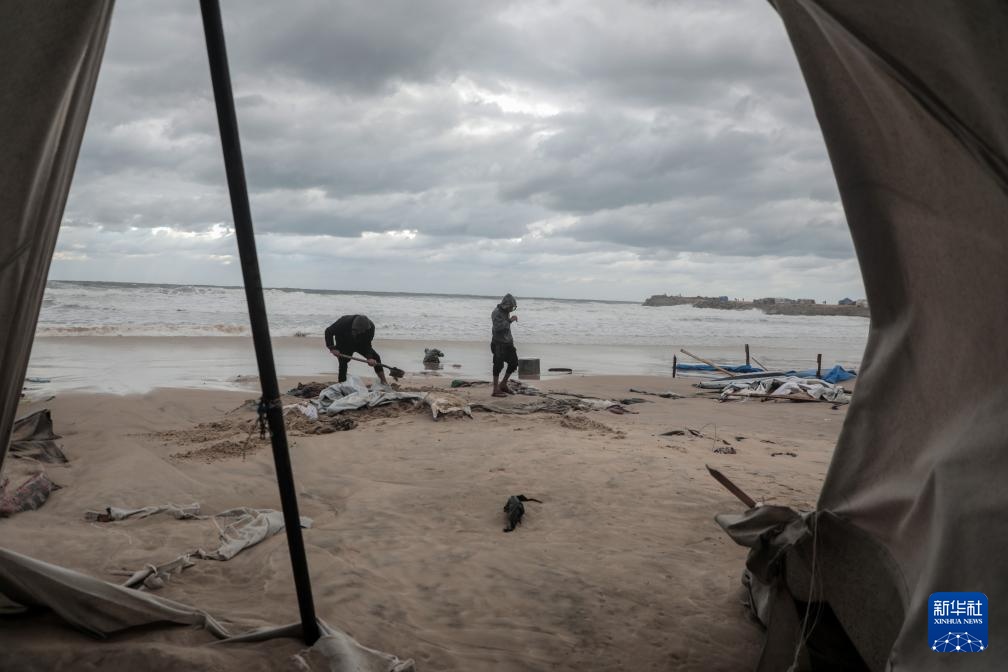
[642, 294, 870, 318]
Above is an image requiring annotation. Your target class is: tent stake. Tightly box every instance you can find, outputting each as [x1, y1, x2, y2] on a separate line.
[200, 0, 320, 645]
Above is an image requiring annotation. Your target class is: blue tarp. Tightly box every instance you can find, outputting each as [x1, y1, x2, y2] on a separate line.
[792, 365, 857, 384]
[674, 363, 765, 373]
[676, 361, 857, 384]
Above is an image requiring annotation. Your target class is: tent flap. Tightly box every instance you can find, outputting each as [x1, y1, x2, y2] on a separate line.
[743, 1, 1008, 669]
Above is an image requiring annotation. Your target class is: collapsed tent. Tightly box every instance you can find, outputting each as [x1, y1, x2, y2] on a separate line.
[714, 1, 1007, 670]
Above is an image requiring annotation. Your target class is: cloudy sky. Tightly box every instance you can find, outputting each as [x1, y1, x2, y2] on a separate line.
[52, 0, 865, 302]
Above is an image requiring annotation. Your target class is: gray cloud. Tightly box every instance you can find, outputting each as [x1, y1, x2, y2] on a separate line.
[55, 0, 865, 301]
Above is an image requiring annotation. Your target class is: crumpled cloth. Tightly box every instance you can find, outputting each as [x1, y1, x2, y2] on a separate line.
[719, 376, 850, 404]
[0, 547, 415, 670]
[312, 376, 426, 415]
[85, 505, 312, 590]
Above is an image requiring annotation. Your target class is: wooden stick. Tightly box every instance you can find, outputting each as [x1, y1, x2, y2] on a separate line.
[817, 353, 823, 378]
[706, 465, 757, 508]
[750, 354, 768, 371]
[679, 348, 734, 376]
[745, 344, 750, 366]
[672, 355, 677, 378]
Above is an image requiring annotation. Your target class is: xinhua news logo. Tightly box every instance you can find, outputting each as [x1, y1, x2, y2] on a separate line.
[929, 592, 987, 653]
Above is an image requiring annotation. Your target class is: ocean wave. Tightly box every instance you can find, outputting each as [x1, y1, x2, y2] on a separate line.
[35, 323, 253, 337]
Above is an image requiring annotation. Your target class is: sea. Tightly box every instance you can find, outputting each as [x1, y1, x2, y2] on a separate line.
[26, 280, 870, 393]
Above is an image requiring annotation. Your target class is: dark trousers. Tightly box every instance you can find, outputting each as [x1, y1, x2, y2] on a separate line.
[492, 342, 518, 377]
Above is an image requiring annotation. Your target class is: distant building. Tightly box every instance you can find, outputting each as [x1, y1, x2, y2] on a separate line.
[754, 297, 776, 305]
[797, 298, 816, 305]
[717, 295, 729, 302]
[838, 297, 855, 305]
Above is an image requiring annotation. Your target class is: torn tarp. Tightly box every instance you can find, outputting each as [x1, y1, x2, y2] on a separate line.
[312, 376, 472, 420]
[8, 409, 67, 463]
[718, 376, 850, 404]
[312, 376, 425, 415]
[86, 505, 312, 590]
[0, 473, 58, 517]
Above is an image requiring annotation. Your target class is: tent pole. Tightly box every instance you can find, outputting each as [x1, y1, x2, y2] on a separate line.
[199, 0, 320, 645]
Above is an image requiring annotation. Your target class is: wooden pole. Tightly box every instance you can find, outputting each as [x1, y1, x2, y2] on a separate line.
[817, 353, 823, 378]
[750, 354, 768, 371]
[706, 465, 757, 508]
[672, 355, 677, 378]
[745, 344, 750, 366]
[679, 348, 734, 376]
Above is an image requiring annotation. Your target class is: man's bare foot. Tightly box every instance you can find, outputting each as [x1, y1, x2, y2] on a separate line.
[501, 381, 516, 394]
[492, 389, 507, 397]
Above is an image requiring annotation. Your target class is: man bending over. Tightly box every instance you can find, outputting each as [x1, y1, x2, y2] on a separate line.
[324, 314, 387, 384]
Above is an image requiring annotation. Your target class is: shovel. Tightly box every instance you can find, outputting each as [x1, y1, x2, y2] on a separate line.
[336, 352, 405, 380]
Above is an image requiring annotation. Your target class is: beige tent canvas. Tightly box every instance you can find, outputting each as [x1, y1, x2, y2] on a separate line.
[1, 1, 1004, 670]
[715, 1, 1007, 671]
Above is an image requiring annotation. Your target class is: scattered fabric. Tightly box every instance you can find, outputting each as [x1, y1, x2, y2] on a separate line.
[0, 473, 58, 517]
[313, 376, 425, 415]
[24, 377, 50, 384]
[771, 452, 798, 457]
[791, 364, 857, 384]
[85, 503, 201, 522]
[422, 391, 472, 420]
[284, 402, 319, 421]
[8, 409, 67, 463]
[629, 388, 684, 399]
[86, 505, 312, 590]
[617, 397, 650, 405]
[717, 376, 851, 404]
[200, 507, 312, 561]
[471, 391, 621, 416]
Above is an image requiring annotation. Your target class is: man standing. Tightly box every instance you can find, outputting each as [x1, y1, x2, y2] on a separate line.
[324, 315, 388, 384]
[491, 293, 519, 397]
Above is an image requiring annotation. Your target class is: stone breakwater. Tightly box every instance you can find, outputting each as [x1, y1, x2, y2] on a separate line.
[643, 294, 870, 318]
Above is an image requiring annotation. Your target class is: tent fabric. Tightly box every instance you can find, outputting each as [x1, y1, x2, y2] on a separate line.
[0, 548, 415, 671]
[8, 408, 68, 463]
[0, 1, 114, 476]
[723, 1, 1008, 670]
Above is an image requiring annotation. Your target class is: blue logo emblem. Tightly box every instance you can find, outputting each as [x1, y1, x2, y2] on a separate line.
[929, 592, 987, 652]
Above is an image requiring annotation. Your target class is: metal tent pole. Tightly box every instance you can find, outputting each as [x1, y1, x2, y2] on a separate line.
[199, 0, 320, 645]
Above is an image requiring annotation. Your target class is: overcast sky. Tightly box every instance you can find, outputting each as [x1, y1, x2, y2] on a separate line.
[52, 0, 865, 302]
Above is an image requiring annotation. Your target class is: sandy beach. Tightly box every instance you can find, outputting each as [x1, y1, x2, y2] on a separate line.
[2, 371, 845, 671]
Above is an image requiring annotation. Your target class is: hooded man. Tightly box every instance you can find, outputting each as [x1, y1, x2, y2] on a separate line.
[324, 314, 387, 384]
[490, 293, 519, 397]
